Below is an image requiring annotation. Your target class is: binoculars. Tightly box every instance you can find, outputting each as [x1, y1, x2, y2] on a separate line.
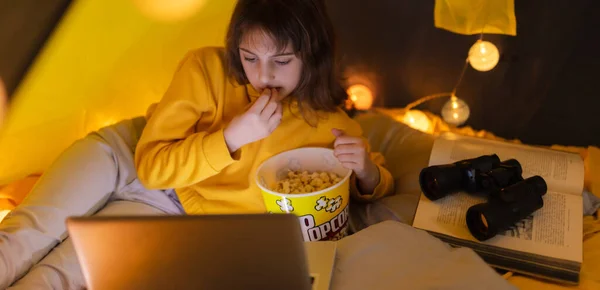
[419, 154, 547, 241]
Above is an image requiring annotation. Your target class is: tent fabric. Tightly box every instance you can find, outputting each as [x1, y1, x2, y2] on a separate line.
[434, 0, 517, 36]
[0, 0, 237, 186]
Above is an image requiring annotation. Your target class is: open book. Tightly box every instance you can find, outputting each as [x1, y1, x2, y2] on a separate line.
[412, 132, 584, 284]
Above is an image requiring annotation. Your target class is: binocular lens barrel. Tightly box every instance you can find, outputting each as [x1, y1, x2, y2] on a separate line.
[500, 159, 523, 175]
[419, 154, 501, 200]
[466, 176, 547, 241]
[419, 165, 463, 200]
[480, 159, 523, 190]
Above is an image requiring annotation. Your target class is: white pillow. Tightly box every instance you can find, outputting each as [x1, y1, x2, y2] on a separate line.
[332, 220, 516, 290]
[351, 112, 434, 228]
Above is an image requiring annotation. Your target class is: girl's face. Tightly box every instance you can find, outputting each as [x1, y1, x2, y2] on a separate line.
[239, 29, 303, 100]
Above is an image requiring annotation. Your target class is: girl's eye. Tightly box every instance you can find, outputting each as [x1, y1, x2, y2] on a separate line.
[275, 60, 292, 65]
[244, 57, 257, 62]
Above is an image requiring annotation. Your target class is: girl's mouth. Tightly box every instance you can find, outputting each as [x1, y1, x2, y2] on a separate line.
[265, 87, 282, 92]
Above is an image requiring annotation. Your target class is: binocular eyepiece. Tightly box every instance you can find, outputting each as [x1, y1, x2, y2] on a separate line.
[419, 154, 523, 201]
[419, 154, 547, 241]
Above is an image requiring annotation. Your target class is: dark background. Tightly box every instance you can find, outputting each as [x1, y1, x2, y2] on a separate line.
[1, 0, 599, 146]
[327, 0, 600, 146]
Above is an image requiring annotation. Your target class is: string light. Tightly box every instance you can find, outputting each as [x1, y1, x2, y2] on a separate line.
[396, 5, 508, 129]
[354, 10, 505, 129]
[402, 35, 490, 127]
[468, 40, 500, 72]
[441, 95, 470, 126]
[402, 110, 431, 133]
[347, 84, 374, 110]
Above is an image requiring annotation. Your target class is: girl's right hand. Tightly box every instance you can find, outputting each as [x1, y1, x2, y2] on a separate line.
[224, 88, 283, 153]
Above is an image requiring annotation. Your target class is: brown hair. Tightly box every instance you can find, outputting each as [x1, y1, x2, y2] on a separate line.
[225, 0, 347, 115]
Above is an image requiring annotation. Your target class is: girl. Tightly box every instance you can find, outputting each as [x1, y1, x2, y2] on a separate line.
[0, 0, 395, 288]
[135, 0, 395, 214]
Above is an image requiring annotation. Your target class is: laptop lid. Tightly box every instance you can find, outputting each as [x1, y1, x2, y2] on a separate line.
[67, 213, 312, 290]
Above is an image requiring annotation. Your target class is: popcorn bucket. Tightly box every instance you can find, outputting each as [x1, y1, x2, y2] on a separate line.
[256, 147, 352, 241]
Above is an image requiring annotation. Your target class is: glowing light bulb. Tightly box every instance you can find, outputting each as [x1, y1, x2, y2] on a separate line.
[468, 40, 500, 72]
[347, 84, 374, 110]
[402, 110, 431, 133]
[442, 96, 470, 126]
[132, 0, 207, 22]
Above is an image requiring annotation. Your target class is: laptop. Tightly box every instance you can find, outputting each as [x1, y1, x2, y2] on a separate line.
[67, 213, 313, 290]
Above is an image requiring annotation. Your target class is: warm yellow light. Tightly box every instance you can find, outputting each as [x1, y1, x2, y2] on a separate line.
[100, 118, 118, 129]
[132, 0, 207, 22]
[0, 209, 10, 222]
[347, 84, 374, 110]
[442, 96, 470, 126]
[402, 110, 431, 133]
[468, 40, 500, 72]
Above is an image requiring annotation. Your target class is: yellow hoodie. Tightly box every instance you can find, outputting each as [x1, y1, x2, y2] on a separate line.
[135, 47, 394, 214]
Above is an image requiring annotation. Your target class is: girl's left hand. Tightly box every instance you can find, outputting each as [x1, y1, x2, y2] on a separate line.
[331, 129, 379, 191]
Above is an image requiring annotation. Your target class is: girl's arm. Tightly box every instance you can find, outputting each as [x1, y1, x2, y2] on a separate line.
[135, 50, 237, 189]
[355, 151, 395, 201]
[332, 128, 395, 201]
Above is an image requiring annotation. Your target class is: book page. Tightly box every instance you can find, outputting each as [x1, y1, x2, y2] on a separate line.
[429, 133, 585, 196]
[413, 133, 584, 262]
[413, 191, 582, 263]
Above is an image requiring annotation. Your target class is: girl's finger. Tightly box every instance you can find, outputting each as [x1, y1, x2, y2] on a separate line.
[333, 135, 362, 147]
[335, 153, 360, 164]
[334, 144, 362, 156]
